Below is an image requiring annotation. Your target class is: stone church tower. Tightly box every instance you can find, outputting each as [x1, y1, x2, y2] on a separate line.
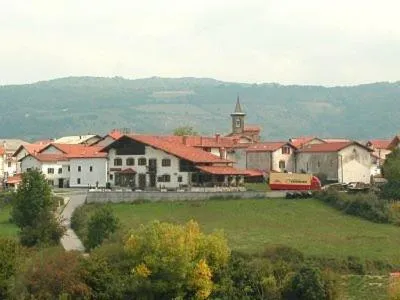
[231, 96, 246, 134]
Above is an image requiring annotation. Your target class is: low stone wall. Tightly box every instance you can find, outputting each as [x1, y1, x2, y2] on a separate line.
[86, 190, 286, 203]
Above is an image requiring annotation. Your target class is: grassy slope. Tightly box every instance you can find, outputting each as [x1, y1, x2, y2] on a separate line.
[0, 205, 18, 238]
[106, 199, 400, 263]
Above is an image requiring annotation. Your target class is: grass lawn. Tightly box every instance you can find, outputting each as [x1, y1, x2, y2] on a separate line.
[97, 198, 400, 263]
[0, 205, 18, 238]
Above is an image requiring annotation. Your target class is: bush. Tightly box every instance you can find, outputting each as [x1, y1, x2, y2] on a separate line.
[381, 181, 400, 200]
[86, 205, 119, 250]
[315, 190, 390, 224]
[262, 245, 305, 266]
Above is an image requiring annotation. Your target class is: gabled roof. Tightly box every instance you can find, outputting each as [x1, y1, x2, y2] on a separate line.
[106, 135, 231, 164]
[54, 135, 100, 144]
[244, 125, 261, 132]
[388, 136, 400, 150]
[196, 165, 248, 175]
[39, 143, 106, 158]
[289, 136, 325, 148]
[366, 139, 391, 150]
[13, 144, 47, 157]
[297, 141, 372, 153]
[28, 153, 69, 162]
[0, 139, 30, 152]
[246, 142, 294, 152]
[158, 135, 237, 148]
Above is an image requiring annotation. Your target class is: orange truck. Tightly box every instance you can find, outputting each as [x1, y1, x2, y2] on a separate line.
[269, 173, 321, 191]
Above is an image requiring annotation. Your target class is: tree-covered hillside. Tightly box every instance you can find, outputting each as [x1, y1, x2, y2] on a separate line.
[0, 76, 399, 141]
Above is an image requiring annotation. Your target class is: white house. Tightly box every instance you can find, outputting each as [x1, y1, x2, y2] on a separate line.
[102, 135, 247, 190]
[19, 143, 107, 188]
[1, 139, 30, 178]
[295, 142, 373, 183]
[245, 142, 297, 173]
[54, 134, 101, 145]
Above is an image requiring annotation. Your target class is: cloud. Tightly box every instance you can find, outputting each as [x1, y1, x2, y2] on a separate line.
[1, 0, 400, 85]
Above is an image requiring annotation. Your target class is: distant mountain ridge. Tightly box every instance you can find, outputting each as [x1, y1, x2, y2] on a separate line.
[0, 76, 399, 141]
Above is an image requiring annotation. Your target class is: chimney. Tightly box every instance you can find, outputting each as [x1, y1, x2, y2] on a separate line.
[219, 147, 226, 159]
[182, 135, 188, 145]
[215, 133, 221, 143]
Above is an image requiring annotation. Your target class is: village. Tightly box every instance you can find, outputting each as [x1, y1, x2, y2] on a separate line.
[1, 97, 398, 192]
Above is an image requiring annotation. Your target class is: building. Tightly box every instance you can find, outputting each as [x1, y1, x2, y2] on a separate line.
[226, 97, 261, 143]
[0, 139, 30, 179]
[289, 136, 325, 149]
[91, 129, 123, 147]
[12, 143, 49, 173]
[388, 135, 400, 151]
[295, 142, 373, 183]
[246, 142, 297, 173]
[19, 143, 107, 188]
[54, 134, 101, 145]
[102, 135, 247, 190]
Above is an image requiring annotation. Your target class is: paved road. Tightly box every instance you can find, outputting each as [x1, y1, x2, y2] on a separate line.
[60, 192, 86, 252]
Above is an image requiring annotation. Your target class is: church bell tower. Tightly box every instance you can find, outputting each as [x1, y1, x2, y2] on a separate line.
[231, 96, 246, 134]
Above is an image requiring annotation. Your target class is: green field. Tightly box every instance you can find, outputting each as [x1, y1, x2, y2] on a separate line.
[97, 199, 400, 263]
[0, 205, 18, 238]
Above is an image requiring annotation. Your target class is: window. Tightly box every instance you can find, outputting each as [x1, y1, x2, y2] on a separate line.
[126, 158, 135, 166]
[138, 158, 146, 166]
[47, 180, 54, 186]
[26, 168, 31, 172]
[68, 166, 70, 172]
[317, 161, 321, 168]
[77, 178, 81, 184]
[114, 158, 122, 166]
[90, 166, 93, 172]
[58, 168, 62, 174]
[279, 160, 286, 169]
[158, 174, 171, 182]
[178, 176, 183, 183]
[282, 146, 291, 154]
[162, 158, 171, 167]
[109, 174, 113, 180]
[78, 166, 81, 172]
[47, 168, 55, 174]
[7, 162, 11, 167]
[235, 118, 241, 128]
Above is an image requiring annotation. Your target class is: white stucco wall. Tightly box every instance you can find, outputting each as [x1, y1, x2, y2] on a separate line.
[69, 158, 107, 188]
[20, 156, 70, 187]
[339, 145, 372, 184]
[271, 147, 295, 172]
[108, 146, 190, 189]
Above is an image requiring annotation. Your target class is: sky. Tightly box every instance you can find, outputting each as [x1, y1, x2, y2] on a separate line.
[1, 0, 400, 86]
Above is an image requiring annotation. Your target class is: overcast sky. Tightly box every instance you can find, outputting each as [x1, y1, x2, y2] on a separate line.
[1, 0, 400, 86]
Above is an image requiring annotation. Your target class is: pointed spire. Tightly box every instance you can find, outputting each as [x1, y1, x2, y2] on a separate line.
[234, 95, 243, 113]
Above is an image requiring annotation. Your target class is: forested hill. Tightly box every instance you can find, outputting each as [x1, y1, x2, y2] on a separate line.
[0, 76, 399, 141]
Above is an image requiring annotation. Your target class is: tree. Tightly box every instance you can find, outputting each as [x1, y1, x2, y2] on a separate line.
[0, 238, 21, 299]
[23, 250, 91, 299]
[173, 126, 198, 136]
[285, 266, 327, 300]
[124, 220, 230, 299]
[12, 170, 65, 246]
[383, 148, 400, 182]
[86, 205, 119, 250]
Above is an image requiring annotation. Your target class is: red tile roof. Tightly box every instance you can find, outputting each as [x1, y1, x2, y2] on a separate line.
[109, 130, 123, 140]
[12, 144, 47, 158]
[244, 125, 261, 132]
[246, 142, 293, 152]
[0, 147, 4, 155]
[42, 144, 107, 158]
[158, 135, 237, 148]
[297, 141, 372, 153]
[6, 173, 22, 184]
[244, 169, 265, 177]
[196, 165, 248, 175]
[125, 135, 231, 164]
[31, 153, 69, 162]
[290, 136, 322, 148]
[367, 139, 391, 150]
